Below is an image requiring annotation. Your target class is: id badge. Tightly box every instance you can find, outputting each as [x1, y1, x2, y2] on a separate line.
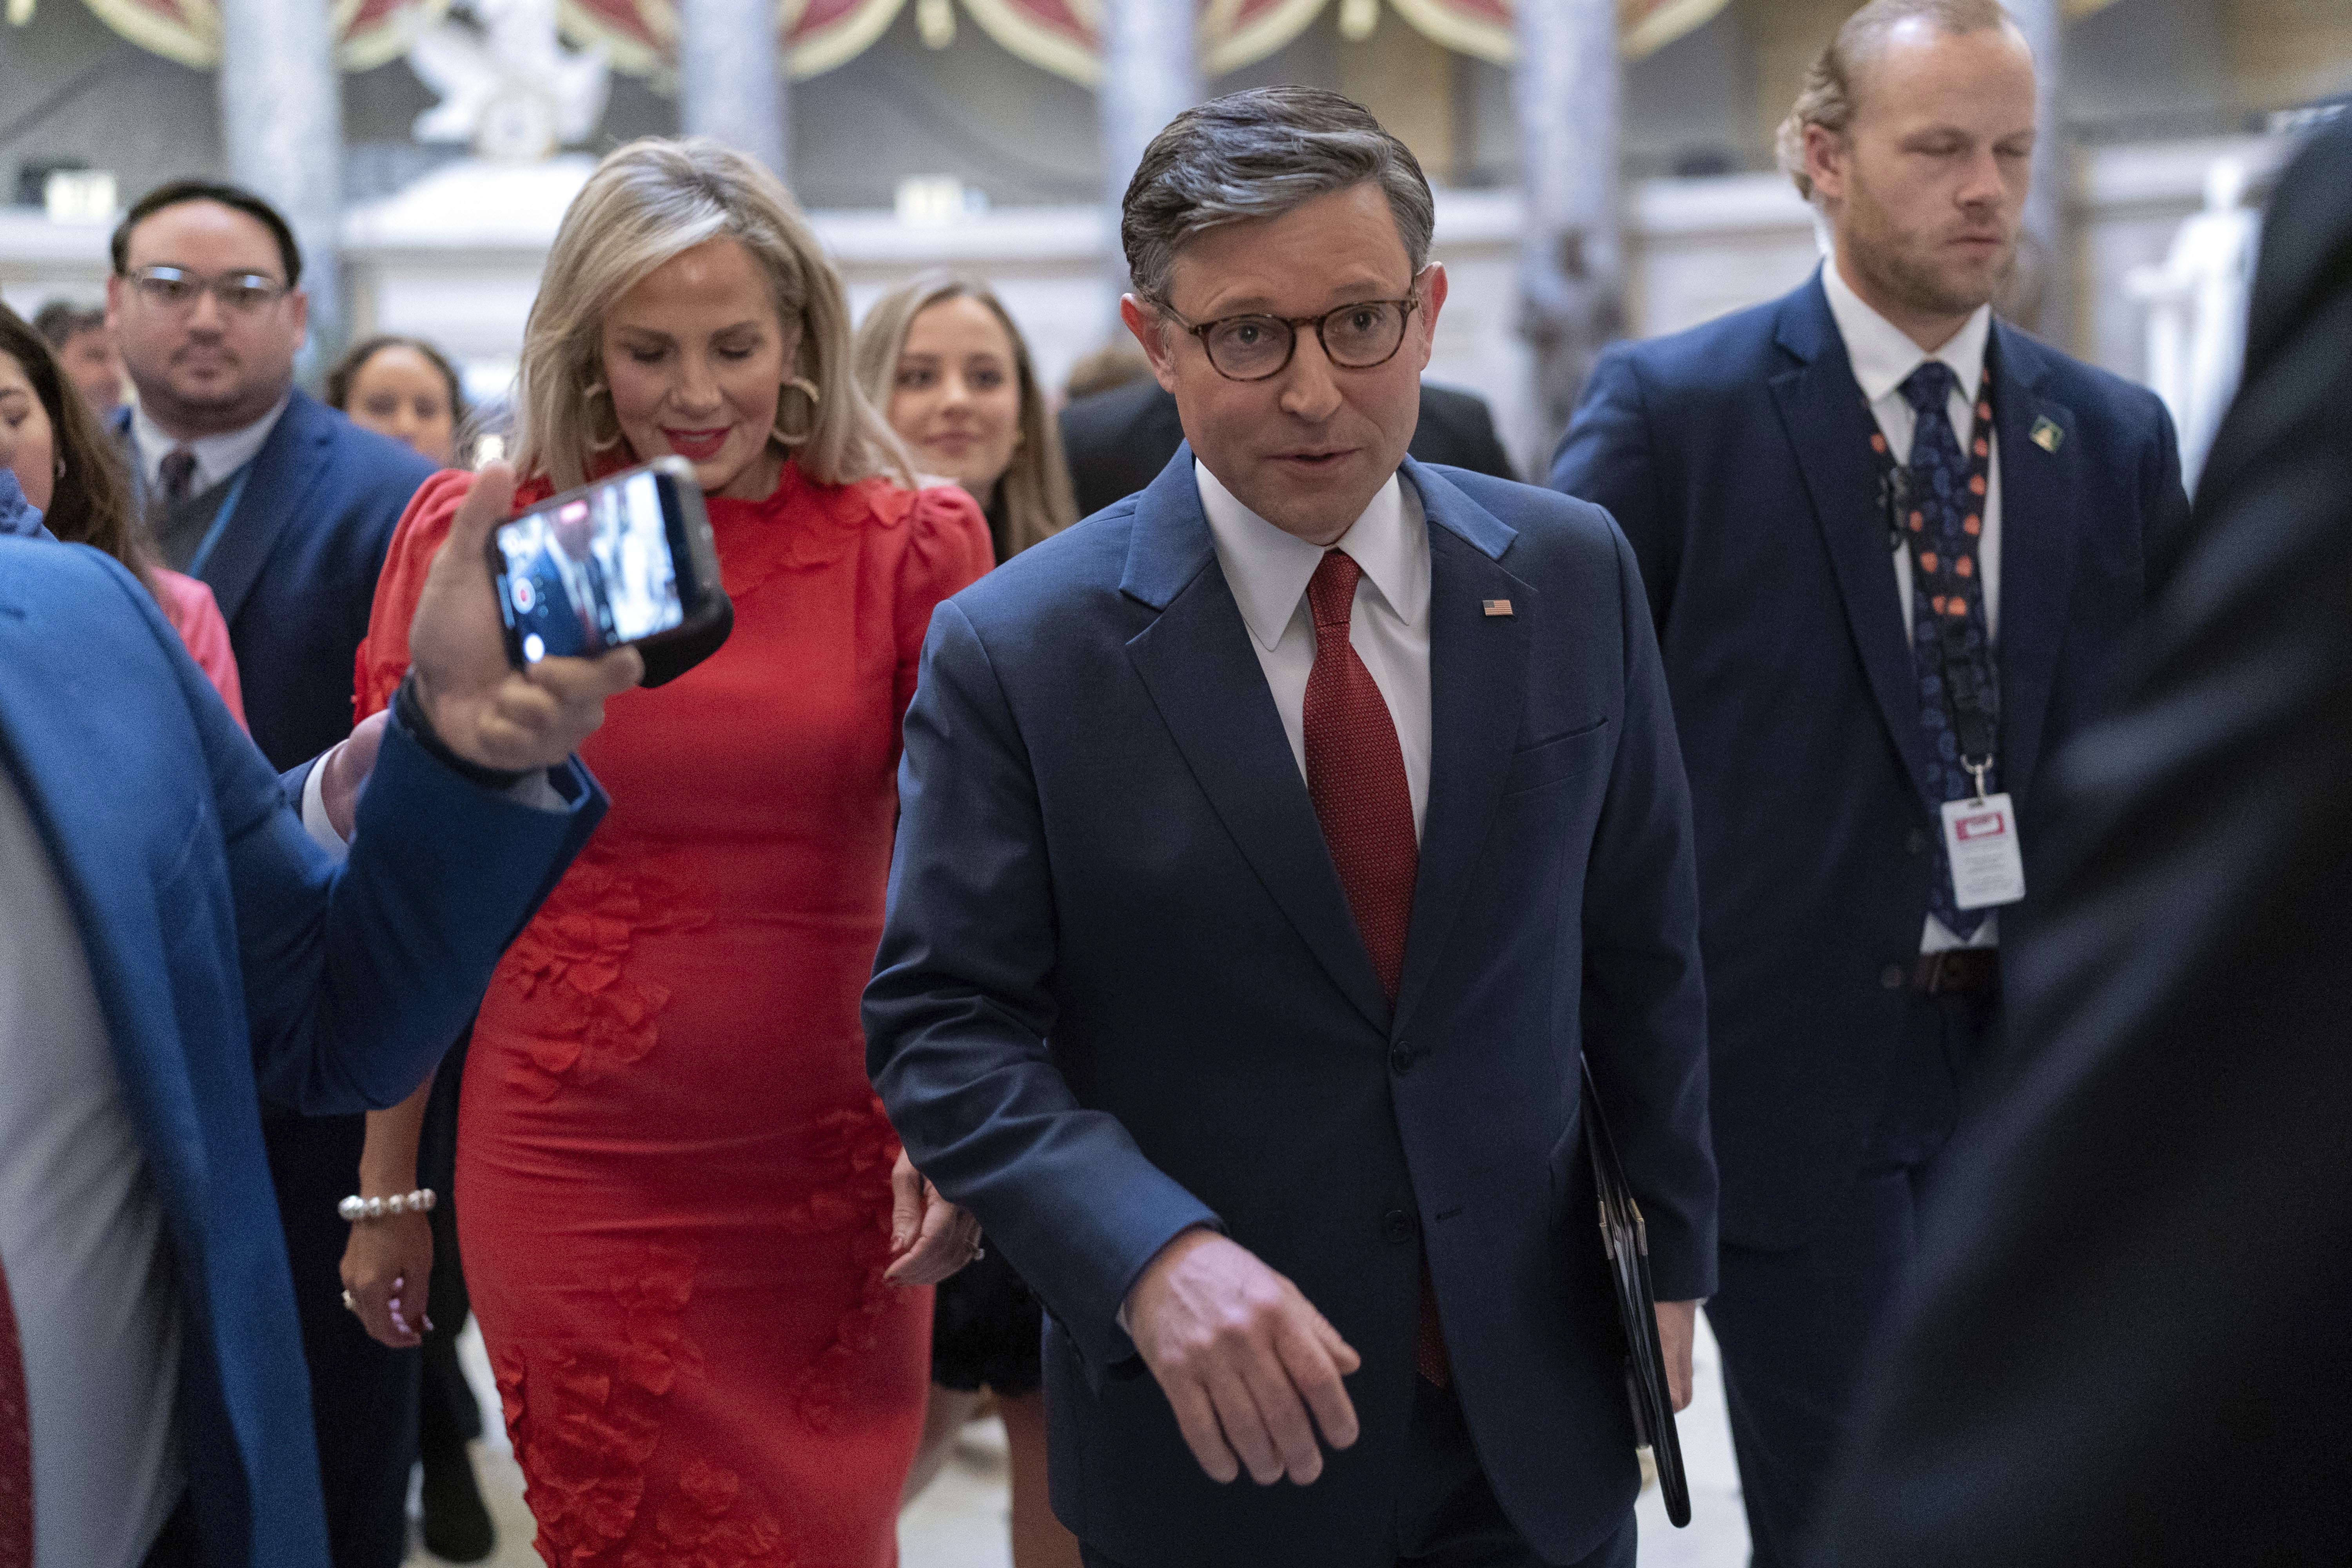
[1940, 793, 2025, 910]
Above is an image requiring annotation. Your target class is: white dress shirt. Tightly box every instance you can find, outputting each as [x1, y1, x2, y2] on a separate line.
[0, 771, 184, 1568]
[131, 392, 289, 499]
[1822, 258, 2002, 952]
[1194, 461, 1433, 839]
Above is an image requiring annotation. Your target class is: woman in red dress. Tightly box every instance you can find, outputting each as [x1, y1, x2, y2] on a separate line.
[343, 138, 991, 1566]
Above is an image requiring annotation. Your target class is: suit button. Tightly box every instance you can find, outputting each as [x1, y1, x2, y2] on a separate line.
[1382, 1209, 1416, 1245]
[1906, 827, 1928, 856]
[1880, 963, 1907, 990]
[1390, 1045, 1415, 1074]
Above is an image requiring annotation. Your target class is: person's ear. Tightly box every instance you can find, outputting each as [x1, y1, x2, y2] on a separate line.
[1413, 264, 1449, 372]
[1121, 295, 1181, 396]
[286, 287, 311, 348]
[1805, 123, 1850, 207]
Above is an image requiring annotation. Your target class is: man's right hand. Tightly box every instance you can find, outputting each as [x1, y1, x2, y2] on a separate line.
[1123, 1227, 1361, 1486]
[405, 462, 641, 773]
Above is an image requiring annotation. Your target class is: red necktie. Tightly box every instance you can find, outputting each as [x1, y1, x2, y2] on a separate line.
[1, 1256, 31, 1568]
[1300, 551, 1448, 1384]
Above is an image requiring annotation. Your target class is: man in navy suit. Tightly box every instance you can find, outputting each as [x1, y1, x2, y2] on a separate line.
[104, 180, 441, 1567]
[509, 503, 617, 661]
[867, 88, 1716, 1568]
[1549, 2, 2187, 1562]
[0, 464, 637, 1568]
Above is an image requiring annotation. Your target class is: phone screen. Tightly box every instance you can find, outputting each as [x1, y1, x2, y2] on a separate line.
[493, 468, 684, 663]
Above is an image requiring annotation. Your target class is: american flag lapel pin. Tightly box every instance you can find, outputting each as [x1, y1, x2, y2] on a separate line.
[1483, 599, 1514, 617]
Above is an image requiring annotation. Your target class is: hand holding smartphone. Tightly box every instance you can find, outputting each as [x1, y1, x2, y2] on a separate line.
[486, 456, 731, 684]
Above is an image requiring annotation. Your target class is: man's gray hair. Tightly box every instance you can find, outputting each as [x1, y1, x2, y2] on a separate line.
[1121, 87, 1435, 306]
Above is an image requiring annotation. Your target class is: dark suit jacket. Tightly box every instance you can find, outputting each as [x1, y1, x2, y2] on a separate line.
[118, 389, 439, 770]
[865, 451, 1716, 1567]
[1820, 120, 2352, 1568]
[1550, 272, 2189, 1249]
[1060, 377, 1517, 518]
[0, 539, 601, 1568]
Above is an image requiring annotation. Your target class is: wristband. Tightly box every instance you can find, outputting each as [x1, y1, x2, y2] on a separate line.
[394, 671, 533, 791]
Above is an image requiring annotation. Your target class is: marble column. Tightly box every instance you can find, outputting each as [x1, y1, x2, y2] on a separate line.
[2011, 0, 2070, 349]
[1514, 0, 1622, 459]
[215, 0, 344, 360]
[680, 0, 790, 179]
[1100, 0, 1201, 292]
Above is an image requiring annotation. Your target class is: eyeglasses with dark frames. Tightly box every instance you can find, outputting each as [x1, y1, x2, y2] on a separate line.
[123, 265, 290, 315]
[1153, 278, 1426, 382]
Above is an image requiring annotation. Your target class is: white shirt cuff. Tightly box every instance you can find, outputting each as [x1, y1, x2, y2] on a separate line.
[300, 748, 349, 860]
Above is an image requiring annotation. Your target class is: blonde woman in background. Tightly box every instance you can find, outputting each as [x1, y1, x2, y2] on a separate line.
[855, 272, 1078, 1568]
[855, 271, 1076, 566]
[341, 138, 993, 1567]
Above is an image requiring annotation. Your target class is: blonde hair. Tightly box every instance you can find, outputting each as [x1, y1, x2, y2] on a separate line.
[515, 137, 912, 492]
[1777, 0, 2022, 202]
[853, 271, 1077, 559]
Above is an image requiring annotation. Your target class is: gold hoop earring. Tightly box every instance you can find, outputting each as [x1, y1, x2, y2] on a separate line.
[773, 376, 821, 447]
[582, 381, 627, 452]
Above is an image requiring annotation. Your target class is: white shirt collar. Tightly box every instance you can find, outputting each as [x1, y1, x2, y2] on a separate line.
[1821, 257, 1991, 407]
[131, 392, 291, 495]
[1194, 461, 1428, 652]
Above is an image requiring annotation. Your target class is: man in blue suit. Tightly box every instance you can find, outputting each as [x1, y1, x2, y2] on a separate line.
[508, 504, 617, 661]
[1549, 3, 2188, 1562]
[103, 180, 444, 1566]
[0, 463, 637, 1568]
[867, 89, 1716, 1568]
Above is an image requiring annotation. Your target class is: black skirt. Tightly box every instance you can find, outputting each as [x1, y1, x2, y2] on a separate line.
[930, 1243, 1044, 1396]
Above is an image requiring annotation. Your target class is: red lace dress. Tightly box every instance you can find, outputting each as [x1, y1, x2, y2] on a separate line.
[354, 460, 992, 1567]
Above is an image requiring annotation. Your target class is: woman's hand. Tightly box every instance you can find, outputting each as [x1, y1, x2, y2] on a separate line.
[884, 1151, 984, 1287]
[340, 1211, 434, 1348]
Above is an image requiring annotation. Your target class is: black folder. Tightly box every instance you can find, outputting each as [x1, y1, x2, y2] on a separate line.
[1580, 1058, 1691, 1527]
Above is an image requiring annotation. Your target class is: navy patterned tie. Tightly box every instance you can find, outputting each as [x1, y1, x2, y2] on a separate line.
[1900, 361, 1993, 940]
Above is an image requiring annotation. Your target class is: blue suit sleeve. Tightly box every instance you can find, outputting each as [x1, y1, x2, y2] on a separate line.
[156, 585, 608, 1114]
[1578, 517, 1719, 1303]
[866, 601, 1220, 1376]
[1550, 345, 1678, 630]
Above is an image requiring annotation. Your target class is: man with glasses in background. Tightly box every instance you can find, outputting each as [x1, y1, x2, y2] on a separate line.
[104, 181, 439, 1568]
[868, 87, 1715, 1568]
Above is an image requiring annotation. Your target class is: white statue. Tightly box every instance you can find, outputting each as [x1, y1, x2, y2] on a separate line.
[408, 0, 610, 164]
[2125, 158, 2261, 491]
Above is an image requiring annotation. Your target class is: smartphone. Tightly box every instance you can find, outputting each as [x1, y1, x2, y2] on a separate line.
[486, 456, 725, 670]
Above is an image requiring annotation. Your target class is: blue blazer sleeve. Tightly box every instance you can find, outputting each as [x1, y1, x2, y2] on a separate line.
[1550, 345, 1677, 630]
[157, 590, 607, 1114]
[866, 600, 1220, 1375]
[1578, 519, 1718, 1302]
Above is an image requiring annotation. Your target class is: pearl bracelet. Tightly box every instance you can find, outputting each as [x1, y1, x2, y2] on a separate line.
[337, 1189, 437, 1223]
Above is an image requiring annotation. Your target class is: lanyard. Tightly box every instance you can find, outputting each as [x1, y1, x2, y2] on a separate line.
[184, 465, 254, 581]
[1873, 363, 2000, 795]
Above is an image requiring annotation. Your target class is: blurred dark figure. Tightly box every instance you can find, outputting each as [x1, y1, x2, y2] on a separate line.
[1821, 116, 2352, 1568]
[33, 299, 125, 418]
[325, 328, 497, 1562]
[1060, 375, 1516, 516]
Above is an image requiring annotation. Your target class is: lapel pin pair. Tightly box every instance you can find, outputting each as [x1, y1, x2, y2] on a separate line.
[2030, 416, 2065, 454]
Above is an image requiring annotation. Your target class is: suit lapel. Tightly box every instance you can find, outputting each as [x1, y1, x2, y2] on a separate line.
[1768, 277, 1936, 811]
[1986, 323, 2079, 803]
[1121, 449, 1392, 1033]
[1392, 463, 1528, 1037]
[201, 391, 334, 626]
